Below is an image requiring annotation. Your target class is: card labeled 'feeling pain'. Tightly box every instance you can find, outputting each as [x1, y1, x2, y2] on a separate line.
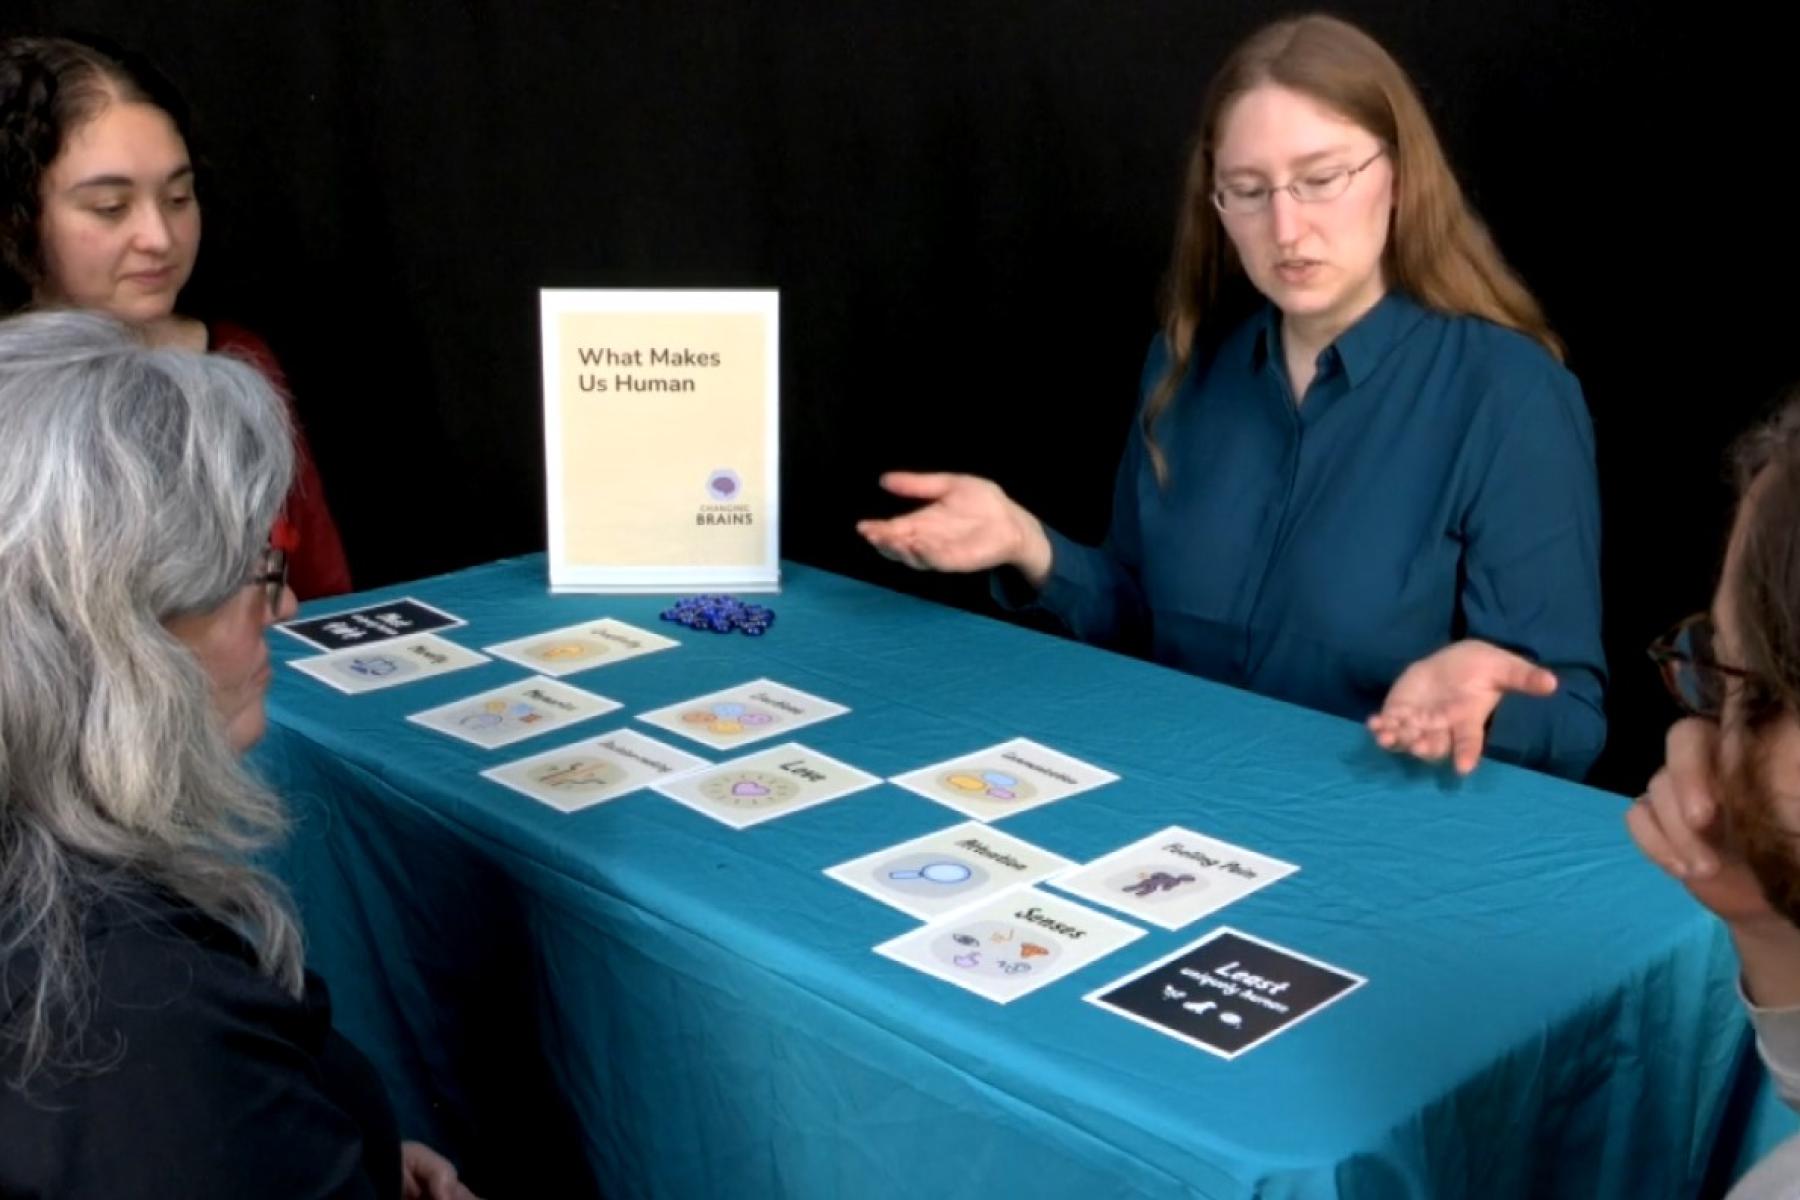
[1050, 826, 1298, 930]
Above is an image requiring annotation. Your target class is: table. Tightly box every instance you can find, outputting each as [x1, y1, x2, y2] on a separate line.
[254, 555, 1770, 1198]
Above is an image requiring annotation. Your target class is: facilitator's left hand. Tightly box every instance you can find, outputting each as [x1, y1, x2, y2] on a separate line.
[1366, 639, 1557, 774]
[402, 1141, 481, 1200]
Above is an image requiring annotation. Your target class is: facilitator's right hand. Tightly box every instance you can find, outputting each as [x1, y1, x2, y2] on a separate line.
[856, 472, 1053, 584]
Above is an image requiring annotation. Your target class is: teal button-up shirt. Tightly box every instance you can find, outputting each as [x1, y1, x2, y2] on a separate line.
[1012, 292, 1605, 779]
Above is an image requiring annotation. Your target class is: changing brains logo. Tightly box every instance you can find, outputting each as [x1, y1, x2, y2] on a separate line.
[706, 469, 741, 501]
[699, 469, 753, 526]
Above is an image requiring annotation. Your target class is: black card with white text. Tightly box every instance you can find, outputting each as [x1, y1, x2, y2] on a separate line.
[1086, 928, 1365, 1059]
[278, 597, 466, 651]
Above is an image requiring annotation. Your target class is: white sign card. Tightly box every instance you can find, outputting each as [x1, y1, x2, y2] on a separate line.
[541, 288, 779, 593]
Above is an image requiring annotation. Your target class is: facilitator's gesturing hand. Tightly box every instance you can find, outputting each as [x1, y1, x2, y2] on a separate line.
[1367, 640, 1558, 774]
[857, 471, 1053, 586]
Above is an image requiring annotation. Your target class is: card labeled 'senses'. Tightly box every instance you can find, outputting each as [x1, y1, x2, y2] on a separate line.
[875, 886, 1144, 1004]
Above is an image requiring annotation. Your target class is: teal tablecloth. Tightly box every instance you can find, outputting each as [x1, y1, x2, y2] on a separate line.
[254, 556, 1771, 1198]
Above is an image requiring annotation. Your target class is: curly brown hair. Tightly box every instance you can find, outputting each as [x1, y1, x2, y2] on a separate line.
[1727, 396, 1800, 726]
[0, 36, 195, 311]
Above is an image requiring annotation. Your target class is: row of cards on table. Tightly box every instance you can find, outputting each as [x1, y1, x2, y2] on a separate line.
[278, 598, 1364, 1058]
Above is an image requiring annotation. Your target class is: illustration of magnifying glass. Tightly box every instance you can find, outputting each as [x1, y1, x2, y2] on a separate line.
[887, 861, 973, 885]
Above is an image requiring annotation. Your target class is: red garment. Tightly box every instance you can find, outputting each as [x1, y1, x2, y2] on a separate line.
[208, 322, 353, 599]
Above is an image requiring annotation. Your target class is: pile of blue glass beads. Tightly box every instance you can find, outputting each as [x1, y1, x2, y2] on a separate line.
[659, 595, 776, 637]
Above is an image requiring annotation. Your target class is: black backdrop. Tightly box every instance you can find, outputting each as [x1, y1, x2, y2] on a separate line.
[9, 1, 1787, 795]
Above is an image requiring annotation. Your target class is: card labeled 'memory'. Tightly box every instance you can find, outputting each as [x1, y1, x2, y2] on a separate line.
[407, 676, 621, 750]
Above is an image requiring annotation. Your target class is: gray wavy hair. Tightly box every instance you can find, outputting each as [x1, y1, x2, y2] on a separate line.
[0, 310, 303, 1087]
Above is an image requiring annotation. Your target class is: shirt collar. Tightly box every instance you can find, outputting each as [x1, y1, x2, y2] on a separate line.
[1249, 291, 1426, 388]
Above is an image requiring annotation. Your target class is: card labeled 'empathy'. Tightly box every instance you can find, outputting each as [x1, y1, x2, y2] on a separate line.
[484, 618, 678, 676]
[875, 886, 1144, 1004]
[289, 633, 488, 694]
[407, 676, 621, 749]
[825, 822, 1075, 920]
[890, 737, 1118, 822]
[1086, 928, 1365, 1059]
[637, 678, 848, 751]
[652, 742, 878, 829]
[482, 728, 709, 812]
[1051, 827, 1298, 930]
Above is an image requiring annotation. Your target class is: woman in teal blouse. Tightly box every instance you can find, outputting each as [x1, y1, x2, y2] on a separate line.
[859, 15, 1604, 780]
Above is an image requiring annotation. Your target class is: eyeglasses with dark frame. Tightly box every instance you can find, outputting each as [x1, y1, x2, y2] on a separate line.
[1647, 612, 1759, 720]
[251, 544, 289, 612]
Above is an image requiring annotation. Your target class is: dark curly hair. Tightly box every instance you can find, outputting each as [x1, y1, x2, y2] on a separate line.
[0, 36, 195, 311]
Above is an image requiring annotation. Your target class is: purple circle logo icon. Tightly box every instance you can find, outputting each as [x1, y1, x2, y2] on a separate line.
[706, 469, 742, 502]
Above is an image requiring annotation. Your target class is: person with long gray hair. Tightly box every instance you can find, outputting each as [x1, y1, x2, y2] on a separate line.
[0, 312, 474, 1199]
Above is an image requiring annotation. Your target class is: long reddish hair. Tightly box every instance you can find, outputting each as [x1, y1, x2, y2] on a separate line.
[1144, 14, 1561, 482]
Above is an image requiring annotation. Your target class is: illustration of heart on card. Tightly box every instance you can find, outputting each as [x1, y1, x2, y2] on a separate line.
[652, 742, 879, 829]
